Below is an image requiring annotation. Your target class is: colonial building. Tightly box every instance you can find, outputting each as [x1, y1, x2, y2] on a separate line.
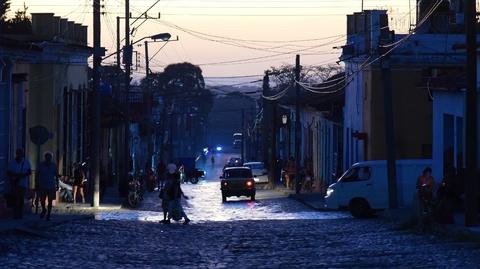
[0, 13, 91, 191]
[340, 3, 465, 170]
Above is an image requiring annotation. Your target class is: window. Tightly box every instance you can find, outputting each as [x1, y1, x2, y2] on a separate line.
[341, 167, 371, 182]
[224, 169, 252, 179]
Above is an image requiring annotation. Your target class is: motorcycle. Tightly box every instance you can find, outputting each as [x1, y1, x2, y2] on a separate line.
[181, 169, 205, 184]
[127, 173, 144, 208]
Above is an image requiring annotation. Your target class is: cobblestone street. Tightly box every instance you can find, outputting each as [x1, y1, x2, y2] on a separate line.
[2, 154, 480, 268]
[2, 216, 480, 268]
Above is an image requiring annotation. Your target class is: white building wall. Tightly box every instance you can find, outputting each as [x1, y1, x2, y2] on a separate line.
[432, 90, 465, 182]
[343, 62, 365, 170]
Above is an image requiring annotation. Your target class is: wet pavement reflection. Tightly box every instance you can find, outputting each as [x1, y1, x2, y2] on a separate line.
[96, 152, 350, 223]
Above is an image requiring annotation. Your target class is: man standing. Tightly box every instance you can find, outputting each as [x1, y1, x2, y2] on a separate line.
[36, 152, 58, 221]
[7, 149, 32, 219]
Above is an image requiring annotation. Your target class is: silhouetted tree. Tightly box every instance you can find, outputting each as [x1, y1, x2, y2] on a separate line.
[268, 64, 343, 93]
[0, 2, 31, 34]
[0, 0, 10, 22]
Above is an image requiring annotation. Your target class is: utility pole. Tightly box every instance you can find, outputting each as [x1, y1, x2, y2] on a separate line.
[144, 41, 150, 78]
[144, 40, 153, 169]
[381, 51, 398, 209]
[263, 71, 276, 188]
[116, 16, 121, 67]
[124, 0, 131, 175]
[241, 109, 245, 162]
[270, 96, 277, 189]
[465, 0, 477, 227]
[91, 0, 101, 207]
[294, 55, 302, 194]
[261, 71, 270, 166]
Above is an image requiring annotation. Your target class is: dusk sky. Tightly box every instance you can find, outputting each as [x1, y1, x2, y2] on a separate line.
[8, 0, 414, 84]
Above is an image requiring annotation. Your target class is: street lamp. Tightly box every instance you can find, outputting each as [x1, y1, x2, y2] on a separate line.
[142, 33, 176, 165]
[282, 114, 288, 125]
[150, 33, 171, 41]
[102, 32, 172, 61]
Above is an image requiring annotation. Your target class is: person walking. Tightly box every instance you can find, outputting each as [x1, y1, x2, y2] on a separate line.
[7, 149, 31, 219]
[416, 167, 436, 232]
[72, 162, 86, 204]
[159, 172, 173, 224]
[36, 152, 58, 221]
[157, 160, 166, 190]
[167, 172, 190, 225]
[160, 164, 177, 224]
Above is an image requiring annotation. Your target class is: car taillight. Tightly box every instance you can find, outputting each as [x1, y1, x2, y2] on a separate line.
[223, 182, 228, 186]
[246, 180, 253, 187]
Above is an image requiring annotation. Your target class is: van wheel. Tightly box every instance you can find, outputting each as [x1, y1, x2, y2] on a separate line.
[349, 199, 372, 218]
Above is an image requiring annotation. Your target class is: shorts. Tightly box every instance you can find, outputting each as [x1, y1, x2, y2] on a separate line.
[38, 189, 56, 201]
[73, 179, 83, 187]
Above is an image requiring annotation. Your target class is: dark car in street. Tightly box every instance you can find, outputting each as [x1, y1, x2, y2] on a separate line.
[220, 167, 255, 202]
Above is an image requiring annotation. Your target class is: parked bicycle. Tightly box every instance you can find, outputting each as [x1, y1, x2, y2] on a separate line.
[127, 173, 144, 208]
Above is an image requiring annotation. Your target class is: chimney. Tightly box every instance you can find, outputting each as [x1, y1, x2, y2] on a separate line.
[52, 16, 60, 38]
[59, 18, 68, 40]
[67, 21, 75, 41]
[79, 25, 88, 45]
[74, 23, 82, 43]
[31, 13, 55, 40]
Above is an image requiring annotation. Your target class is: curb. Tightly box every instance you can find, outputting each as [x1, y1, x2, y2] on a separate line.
[288, 194, 335, 211]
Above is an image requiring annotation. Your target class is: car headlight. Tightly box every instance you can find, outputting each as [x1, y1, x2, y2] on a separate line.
[326, 188, 334, 197]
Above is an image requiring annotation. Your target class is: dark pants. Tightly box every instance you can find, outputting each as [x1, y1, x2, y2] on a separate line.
[39, 188, 56, 218]
[11, 186, 26, 219]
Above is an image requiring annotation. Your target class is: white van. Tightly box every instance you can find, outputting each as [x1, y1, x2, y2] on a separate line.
[324, 159, 432, 218]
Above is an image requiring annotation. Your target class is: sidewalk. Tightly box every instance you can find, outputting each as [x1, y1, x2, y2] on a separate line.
[0, 186, 124, 235]
[380, 208, 480, 242]
[290, 192, 480, 241]
[0, 212, 93, 237]
[288, 192, 330, 211]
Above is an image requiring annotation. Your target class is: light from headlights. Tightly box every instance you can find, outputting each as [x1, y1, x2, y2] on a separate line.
[326, 188, 334, 197]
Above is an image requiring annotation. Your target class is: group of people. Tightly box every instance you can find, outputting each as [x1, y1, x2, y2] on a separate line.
[158, 162, 190, 225]
[282, 156, 314, 193]
[416, 167, 461, 228]
[4, 148, 88, 221]
[6, 149, 57, 220]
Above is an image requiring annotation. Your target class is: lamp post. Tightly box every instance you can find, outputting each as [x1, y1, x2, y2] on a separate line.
[119, 33, 172, 177]
[143, 33, 172, 168]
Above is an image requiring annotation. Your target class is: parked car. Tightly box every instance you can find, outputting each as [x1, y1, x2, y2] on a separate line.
[324, 159, 432, 218]
[224, 157, 243, 170]
[220, 167, 256, 202]
[243, 162, 268, 184]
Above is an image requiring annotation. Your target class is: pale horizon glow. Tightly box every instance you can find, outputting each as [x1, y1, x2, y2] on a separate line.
[8, 0, 414, 83]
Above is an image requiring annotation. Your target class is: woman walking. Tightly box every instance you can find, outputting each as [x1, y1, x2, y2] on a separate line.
[73, 163, 85, 204]
[166, 170, 190, 225]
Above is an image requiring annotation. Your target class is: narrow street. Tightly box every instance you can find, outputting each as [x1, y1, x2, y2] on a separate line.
[2, 153, 480, 268]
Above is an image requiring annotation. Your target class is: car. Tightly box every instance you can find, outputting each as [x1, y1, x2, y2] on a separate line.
[220, 167, 256, 202]
[243, 162, 268, 184]
[224, 157, 243, 169]
[233, 139, 242, 149]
